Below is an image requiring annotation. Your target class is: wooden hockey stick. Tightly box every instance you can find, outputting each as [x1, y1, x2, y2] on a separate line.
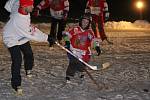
[55, 42, 109, 89]
[55, 42, 100, 89]
[83, 68, 103, 90]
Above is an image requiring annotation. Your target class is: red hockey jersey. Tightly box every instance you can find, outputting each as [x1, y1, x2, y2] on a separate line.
[65, 26, 95, 62]
[86, 0, 108, 16]
[37, 0, 69, 19]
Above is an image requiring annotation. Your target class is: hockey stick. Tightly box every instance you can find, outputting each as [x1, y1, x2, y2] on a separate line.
[55, 42, 100, 89]
[83, 68, 103, 90]
[55, 42, 108, 89]
[55, 42, 98, 70]
[55, 42, 110, 89]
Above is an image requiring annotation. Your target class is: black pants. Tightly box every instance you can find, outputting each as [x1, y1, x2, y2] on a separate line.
[50, 17, 66, 41]
[66, 54, 85, 77]
[8, 42, 34, 90]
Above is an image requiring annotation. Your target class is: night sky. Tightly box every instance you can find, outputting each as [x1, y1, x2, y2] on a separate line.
[0, 0, 150, 22]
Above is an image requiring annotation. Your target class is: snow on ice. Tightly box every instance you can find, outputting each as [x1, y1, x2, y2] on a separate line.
[0, 20, 150, 100]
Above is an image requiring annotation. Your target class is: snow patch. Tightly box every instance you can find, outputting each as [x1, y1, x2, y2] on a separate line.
[105, 21, 137, 30]
[134, 20, 150, 28]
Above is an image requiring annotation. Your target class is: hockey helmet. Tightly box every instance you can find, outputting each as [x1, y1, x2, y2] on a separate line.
[79, 13, 92, 29]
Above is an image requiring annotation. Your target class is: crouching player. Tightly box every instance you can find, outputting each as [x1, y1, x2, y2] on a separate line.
[62, 13, 101, 83]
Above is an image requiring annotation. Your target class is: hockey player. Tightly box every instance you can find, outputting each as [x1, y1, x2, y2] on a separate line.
[85, 0, 112, 44]
[62, 13, 101, 83]
[34, 0, 69, 45]
[3, 0, 55, 93]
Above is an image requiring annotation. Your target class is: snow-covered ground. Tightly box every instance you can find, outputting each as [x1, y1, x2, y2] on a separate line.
[0, 21, 150, 100]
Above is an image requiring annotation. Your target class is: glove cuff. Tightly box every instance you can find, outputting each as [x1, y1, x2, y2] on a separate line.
[94, 41, 99, 49]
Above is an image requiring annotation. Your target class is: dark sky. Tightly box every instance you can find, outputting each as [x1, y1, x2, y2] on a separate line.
[107, 0, 150, 22]
[0, 0, 150, 22]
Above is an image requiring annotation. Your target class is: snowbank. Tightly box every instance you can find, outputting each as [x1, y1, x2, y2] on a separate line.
[105, 21, 137, 30]
[105, 20, 150, 30]
[1, 20, 150, 31]
[134, 20, 150, 28]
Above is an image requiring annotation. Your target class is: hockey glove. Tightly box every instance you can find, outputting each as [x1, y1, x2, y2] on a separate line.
[47, 35, 55, 47]
[65, 41, 70, 50]
[95, 46, 101, 56]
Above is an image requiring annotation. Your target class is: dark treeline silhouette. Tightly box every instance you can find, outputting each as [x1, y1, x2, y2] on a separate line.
[0, 0, 88, 22]
[1, 0, 150, 22]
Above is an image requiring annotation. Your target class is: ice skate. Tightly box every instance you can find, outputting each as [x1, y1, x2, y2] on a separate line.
[13, 86, 23, 96]
[65, 76, 78, 85]
[26, 70, 32, 78]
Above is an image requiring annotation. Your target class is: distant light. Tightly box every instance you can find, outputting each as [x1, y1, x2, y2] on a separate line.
[135, 1, 145, 19]
[136, 1, 144, 9]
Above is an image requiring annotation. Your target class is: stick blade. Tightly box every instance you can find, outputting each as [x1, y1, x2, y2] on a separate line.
[102, 62, 110, 69]
[89, 65, 98, 70]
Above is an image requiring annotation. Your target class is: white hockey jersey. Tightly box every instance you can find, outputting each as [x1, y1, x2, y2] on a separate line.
[3, 13, 48, 48]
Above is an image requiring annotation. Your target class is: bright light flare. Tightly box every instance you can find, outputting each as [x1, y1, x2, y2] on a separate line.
[136, 1, 144, 9]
